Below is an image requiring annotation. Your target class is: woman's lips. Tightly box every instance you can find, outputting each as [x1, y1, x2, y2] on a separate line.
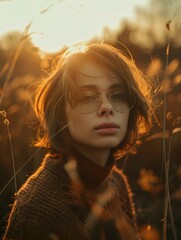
[94, 123, 119, 134]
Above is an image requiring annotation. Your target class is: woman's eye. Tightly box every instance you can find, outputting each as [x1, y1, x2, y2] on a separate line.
[111, 93, 124, 100]
[79, 92, 97, 102]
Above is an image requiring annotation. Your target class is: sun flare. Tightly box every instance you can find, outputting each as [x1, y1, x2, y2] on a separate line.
[0, 0, 147, 52]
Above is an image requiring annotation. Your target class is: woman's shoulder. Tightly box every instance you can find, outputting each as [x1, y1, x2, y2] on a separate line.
[10, 155, 73, 220]
[4, 155, 85, 239]
[17, 155, 71, 202]
[111, 166, 137, 227]
[111, 166, 130, 190]
[111, 165, 134, 203]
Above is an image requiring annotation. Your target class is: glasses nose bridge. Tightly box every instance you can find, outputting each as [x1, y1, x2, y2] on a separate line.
[99, 92, 112, 106]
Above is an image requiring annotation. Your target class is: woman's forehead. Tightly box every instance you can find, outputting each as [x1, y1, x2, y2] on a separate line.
[74, 74, 123, 93]
[74, 59, 122, 87]
[76, 59, 112, 77]
[66, 56, 131, 100]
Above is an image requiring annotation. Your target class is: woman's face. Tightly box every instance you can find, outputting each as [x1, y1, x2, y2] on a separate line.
[65, 60, 130, 156]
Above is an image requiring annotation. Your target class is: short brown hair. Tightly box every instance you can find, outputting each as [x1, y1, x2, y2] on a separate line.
[34, 43, 154, 158]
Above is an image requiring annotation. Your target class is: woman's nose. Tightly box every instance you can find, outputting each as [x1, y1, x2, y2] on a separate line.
[97, 95, 113, 116]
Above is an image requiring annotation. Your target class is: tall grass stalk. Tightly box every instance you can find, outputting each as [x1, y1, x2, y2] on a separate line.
[162, 21, 177, 240]
[0, 0, 64, 195]
[0, 123, 69, 194]
[0, 22, 32, 105]
[0, 111, 17, 194]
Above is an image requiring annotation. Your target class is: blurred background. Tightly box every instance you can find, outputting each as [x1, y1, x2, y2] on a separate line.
[0, 0, 181, 239]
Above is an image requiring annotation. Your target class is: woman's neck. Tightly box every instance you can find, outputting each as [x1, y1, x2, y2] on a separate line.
[75, 146, 111, 167]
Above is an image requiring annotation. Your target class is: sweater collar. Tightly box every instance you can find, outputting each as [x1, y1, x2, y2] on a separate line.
[44, 151, 115, 190]
[65, 151, 115, 189]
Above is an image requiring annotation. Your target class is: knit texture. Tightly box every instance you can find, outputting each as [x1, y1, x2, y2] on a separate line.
[3, 152, 139, 240]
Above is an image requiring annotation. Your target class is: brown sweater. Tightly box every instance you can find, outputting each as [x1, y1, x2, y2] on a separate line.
[3, 152, 139, 240]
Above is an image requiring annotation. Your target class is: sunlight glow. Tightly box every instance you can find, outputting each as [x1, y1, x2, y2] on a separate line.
[0, 0, 148, 52]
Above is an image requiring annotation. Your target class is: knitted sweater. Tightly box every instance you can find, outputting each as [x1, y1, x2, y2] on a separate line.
[3, 152, 139, 240]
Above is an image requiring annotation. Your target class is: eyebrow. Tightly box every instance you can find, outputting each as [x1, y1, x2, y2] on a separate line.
[77, 71, 122, 81]
[78, 72, 103, 78]
[77, 83, 124, 91]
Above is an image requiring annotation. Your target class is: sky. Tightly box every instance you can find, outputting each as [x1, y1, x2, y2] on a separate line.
[0, 0, 148, 52]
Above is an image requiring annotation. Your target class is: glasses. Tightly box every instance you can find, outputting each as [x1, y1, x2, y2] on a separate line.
[70, 89, 134, 114]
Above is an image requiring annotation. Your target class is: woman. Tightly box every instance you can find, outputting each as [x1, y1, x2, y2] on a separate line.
[3, 43, 153, 239]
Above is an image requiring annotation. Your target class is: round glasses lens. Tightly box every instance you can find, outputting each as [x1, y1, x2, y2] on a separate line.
[109, 90, 132, 112]
[71, 90, 134, 113]
[74, 91, 100, 113]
